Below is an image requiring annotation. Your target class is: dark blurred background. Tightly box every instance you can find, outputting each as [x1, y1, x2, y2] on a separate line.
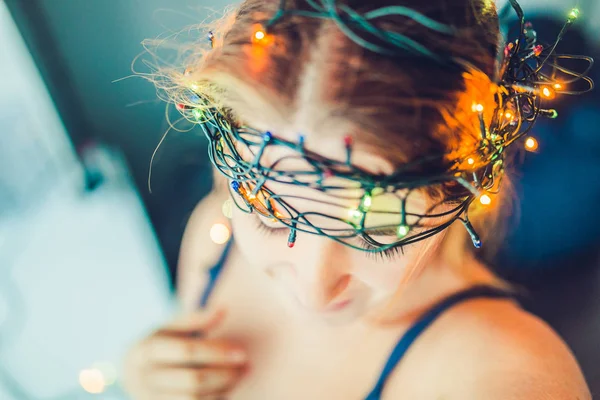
[0, 0, 598, 398]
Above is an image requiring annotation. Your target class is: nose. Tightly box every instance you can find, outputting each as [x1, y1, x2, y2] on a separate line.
[291, 237, 352, 311]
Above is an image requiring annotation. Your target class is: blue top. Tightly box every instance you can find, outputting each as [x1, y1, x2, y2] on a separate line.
[199, 239, 514, 399]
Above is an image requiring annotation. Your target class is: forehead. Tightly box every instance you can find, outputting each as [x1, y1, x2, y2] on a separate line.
[234, 128, 431, 228]
[241, 119, 397, 177]
[212, 73, 419, 174]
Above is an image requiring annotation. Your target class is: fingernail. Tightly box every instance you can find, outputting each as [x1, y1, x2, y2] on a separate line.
[228, 349, 247, 362]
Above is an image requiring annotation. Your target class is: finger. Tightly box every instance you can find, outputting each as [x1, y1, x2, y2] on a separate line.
[158, 309, 226, 335]
[146, 366, 241, 396]
[146, 336, 247, 365]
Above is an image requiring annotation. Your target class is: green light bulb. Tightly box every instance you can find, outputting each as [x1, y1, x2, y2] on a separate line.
[360, 193, 372, 211]
[192, 109, 203, 120]
[348, 209, 363, 222]
[550, 109, 559, 119]
[397, 224, 410, 238]
[569, 8, 580, 20]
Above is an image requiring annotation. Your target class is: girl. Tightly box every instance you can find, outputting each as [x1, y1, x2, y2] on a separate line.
[124, 0, 592, 398]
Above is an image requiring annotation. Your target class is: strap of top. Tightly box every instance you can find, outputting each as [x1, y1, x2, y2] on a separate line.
[364, 285, 515, 400]
[199, 238, 234, 308]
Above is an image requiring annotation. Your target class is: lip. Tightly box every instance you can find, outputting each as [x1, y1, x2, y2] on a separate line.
[326, 299, 352, 312]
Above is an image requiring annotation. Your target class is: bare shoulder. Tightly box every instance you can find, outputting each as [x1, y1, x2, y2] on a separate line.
[383, 296, 591, 400]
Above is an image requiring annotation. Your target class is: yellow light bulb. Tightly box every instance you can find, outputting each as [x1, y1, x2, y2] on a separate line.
[479, 194, 492, 205]
[525, 136, 539, 152]
[554, 83, 562, 90]
[210, 223, 231, 244]
[467, 158, 475, 165]
[505, 111, 513, 119]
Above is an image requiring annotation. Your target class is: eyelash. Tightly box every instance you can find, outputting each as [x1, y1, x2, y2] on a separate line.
[361, 242, 404, 262]
[253, 216, 404, 262]
[253, 215, 289, 236]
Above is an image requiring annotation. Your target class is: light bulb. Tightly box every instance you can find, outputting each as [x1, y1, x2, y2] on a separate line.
[254, 29, 266, 42]
[467, 158, 475, 165]
[541, 87, 555, 99]
[192, 109, 203, 120]
[348, 209, 363, 221]
[569, 8, 580, 20]
[479, 194, 492, 205]
[472, 103, 484, 113]
[361, 194, 372, 210]
[210, 223, 231, 244]
[525, 136, 539, 152]
[397, 224, 410, 238]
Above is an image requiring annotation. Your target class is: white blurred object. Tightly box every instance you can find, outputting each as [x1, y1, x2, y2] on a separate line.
[0, 3, 174, 399]
[0, 1, 83, 219]
[1, 152, 174, 399]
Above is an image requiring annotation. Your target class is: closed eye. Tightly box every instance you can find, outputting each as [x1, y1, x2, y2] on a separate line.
[254, 214, 288, 235]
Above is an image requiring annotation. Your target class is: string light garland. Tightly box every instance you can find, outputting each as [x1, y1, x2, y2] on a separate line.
[173, 0, 593, 253]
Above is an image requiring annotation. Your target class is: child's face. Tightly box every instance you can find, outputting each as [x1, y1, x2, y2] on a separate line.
[228, 126, 446, 324]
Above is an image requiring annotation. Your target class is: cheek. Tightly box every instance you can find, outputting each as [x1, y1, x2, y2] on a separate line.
[352, 242, 429, 293]
[230, 208, 286, 268]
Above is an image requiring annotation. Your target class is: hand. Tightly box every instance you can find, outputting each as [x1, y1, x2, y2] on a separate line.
[123, 310, 247, 400]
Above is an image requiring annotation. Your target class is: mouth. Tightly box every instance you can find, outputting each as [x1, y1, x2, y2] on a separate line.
[325, 299, 352, 312]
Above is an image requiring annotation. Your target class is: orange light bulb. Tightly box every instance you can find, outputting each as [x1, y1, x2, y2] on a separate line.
[541, 87, 555, 99]
[525, 136, 539, 152]
[252, 26, 267, 43]
[472, 103, 484, 113]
